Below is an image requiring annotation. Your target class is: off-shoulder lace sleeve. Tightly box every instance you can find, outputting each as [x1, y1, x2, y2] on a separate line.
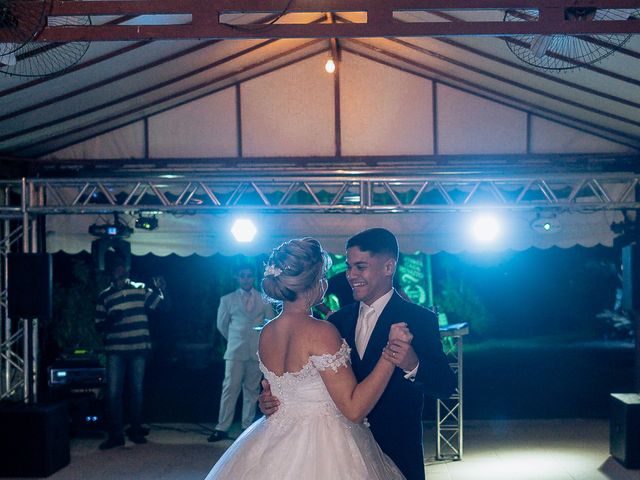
[310, 339, 351, 373]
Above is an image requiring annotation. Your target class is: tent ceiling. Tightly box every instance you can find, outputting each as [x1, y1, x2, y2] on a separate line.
[1, 3, 640, 166]
[1, 1, 639, 254]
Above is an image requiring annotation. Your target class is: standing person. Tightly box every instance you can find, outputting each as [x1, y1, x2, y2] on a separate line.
[260, 228, 456, 480]
[205, 237, 409, 479]
[95, 256, 166, 450]
[207, 263, 275, 442]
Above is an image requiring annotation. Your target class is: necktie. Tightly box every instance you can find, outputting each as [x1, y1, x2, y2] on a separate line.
[243, 291, 255, 312]
[355, 306, 376, 359]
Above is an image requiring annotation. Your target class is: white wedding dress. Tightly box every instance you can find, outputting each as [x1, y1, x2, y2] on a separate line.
[204, 340, 405, 479]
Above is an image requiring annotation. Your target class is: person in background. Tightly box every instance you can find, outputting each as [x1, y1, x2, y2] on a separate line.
[95, 256, 166, 450]
[207, 263, 275, 442]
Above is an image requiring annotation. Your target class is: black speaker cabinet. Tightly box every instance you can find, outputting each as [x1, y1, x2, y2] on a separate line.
[610, 393, 640, 469]
[0, 401, 70, 477]
[621, 245, 640, 311]
[8, 253, 52, 318]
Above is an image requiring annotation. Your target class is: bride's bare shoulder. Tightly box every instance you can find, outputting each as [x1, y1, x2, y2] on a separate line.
[307, 319, 343, 356]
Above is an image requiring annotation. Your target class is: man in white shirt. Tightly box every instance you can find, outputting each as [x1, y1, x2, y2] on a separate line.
[208, 263, 274, 442]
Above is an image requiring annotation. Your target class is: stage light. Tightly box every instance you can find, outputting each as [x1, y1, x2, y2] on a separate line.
[135, 216, 158, 231]
[531, 214, 560, 234]
[231, 218, 257, 243]
[88, 222, 132, 238]
[471, 214, 500, 243]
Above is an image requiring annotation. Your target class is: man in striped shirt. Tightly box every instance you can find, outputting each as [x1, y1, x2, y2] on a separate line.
[95, 257, 165, 450]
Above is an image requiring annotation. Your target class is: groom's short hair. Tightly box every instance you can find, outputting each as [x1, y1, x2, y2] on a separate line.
[346, 228, 399, 260]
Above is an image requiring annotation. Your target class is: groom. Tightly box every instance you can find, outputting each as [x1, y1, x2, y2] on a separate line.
[260, 228, 456, 480]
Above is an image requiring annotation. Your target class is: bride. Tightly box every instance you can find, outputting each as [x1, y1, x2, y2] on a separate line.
[204, 237, 410, 479]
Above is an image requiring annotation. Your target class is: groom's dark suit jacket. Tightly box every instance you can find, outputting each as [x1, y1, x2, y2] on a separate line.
[329, 291, 456, 480]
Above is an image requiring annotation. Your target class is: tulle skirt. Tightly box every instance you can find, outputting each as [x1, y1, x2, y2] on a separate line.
[204, 410, 405, 480]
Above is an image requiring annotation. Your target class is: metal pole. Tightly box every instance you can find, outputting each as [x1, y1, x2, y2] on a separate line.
[22, 318, 30, 403]
[1, 187, 8, 396]
[457, 333, 464, 457]
[29, 182, 38, 253]
[31, 318, 38, 404]
[426, 254, 433, 308]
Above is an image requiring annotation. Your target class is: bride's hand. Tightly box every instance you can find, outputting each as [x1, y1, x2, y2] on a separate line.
[388, 322, 413, 343]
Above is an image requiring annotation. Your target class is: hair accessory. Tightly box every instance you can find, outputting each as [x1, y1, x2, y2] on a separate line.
[264, 264, 282, 278]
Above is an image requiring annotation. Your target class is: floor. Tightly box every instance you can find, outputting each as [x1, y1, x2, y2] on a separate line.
[5, 419, 640, 480]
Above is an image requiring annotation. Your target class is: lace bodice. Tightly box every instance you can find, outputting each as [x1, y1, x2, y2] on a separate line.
[207, 338, 406, 479]
[259, 340, 351, 428]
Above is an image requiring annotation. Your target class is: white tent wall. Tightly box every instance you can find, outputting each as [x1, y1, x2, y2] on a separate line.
[45, 209, 622, 257]
[530, 117, 635, 154]
[41, 50, 632, 257]
[45, 51, 636, 161]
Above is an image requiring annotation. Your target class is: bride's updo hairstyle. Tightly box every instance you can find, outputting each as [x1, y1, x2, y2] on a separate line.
[262, 237, 331, 303]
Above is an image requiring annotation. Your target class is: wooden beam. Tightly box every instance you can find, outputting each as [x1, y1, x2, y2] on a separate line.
[38, 19, 640, 42]
[36, 0, 640, 41]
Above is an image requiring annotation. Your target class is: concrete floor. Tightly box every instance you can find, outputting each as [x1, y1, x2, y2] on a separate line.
[6, 419, 640, 480]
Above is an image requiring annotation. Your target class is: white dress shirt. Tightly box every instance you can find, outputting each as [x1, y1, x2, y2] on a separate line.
[355, 289, 419, 380]
[355, 289, 394, 358]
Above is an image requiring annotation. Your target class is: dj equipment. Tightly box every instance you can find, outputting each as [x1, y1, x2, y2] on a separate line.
[48, 352, 106, 434]
[48, 351, 106, 388]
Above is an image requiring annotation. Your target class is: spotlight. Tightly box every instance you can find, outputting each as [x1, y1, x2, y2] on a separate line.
[611, 217, 640, 248]
[135, 216, 158, 231]
[471, 214, 500, 243]
[231, 218, 257, 243]
[88, 222, 132, 238]
[531, 215, 560, 234]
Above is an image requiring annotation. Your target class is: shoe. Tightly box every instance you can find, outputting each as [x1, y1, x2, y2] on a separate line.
[99, 437, 125, 450]
[128, 434, 147, 445]
[207, 430, 229, 442]
[126, 426, 150, 437]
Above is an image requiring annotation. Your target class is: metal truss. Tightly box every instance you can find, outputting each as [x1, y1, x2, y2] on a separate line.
[9, 171, 640, 216]
[437, 322, 469, 461]
[0, 169, 635, 405]
[40, 0, 640, 42]
[0, 183, 39, 404]
[0, 219, 28, 402]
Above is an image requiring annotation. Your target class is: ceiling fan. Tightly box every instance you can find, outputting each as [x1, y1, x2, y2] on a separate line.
[0, 0, 90, 77]
[503, 7, 639, 71]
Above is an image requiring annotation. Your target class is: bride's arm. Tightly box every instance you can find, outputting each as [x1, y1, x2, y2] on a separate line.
[313, 322, 402, 423]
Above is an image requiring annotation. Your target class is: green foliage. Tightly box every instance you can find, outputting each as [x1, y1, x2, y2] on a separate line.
[51, 258, 106, 352]
[434, 273, 493, 339]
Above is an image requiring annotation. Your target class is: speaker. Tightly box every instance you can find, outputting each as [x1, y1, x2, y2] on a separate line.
[8, 253, 52, 319]
[0, 402, 70, 477]
[621, 245, 640, 311]
[610, 393, 640, 469]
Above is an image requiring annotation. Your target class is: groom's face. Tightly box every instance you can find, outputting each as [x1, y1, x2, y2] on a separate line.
[346, 246, 395, 306]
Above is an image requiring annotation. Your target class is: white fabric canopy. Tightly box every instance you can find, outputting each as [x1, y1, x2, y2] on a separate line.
[46, 209, 622, 256]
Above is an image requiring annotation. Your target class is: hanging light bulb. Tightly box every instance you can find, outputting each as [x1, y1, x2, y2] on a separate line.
[325, 57, 336, 73]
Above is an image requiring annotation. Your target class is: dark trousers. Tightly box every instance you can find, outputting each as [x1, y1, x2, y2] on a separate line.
[105, 352, 147, 439]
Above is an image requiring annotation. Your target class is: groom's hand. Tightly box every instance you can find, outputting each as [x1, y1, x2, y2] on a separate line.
[258, 379, 280, 416]
[386, 339, 419, 371]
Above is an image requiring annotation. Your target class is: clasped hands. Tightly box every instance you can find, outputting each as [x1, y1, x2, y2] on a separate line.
[382, 322, 418, 371]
